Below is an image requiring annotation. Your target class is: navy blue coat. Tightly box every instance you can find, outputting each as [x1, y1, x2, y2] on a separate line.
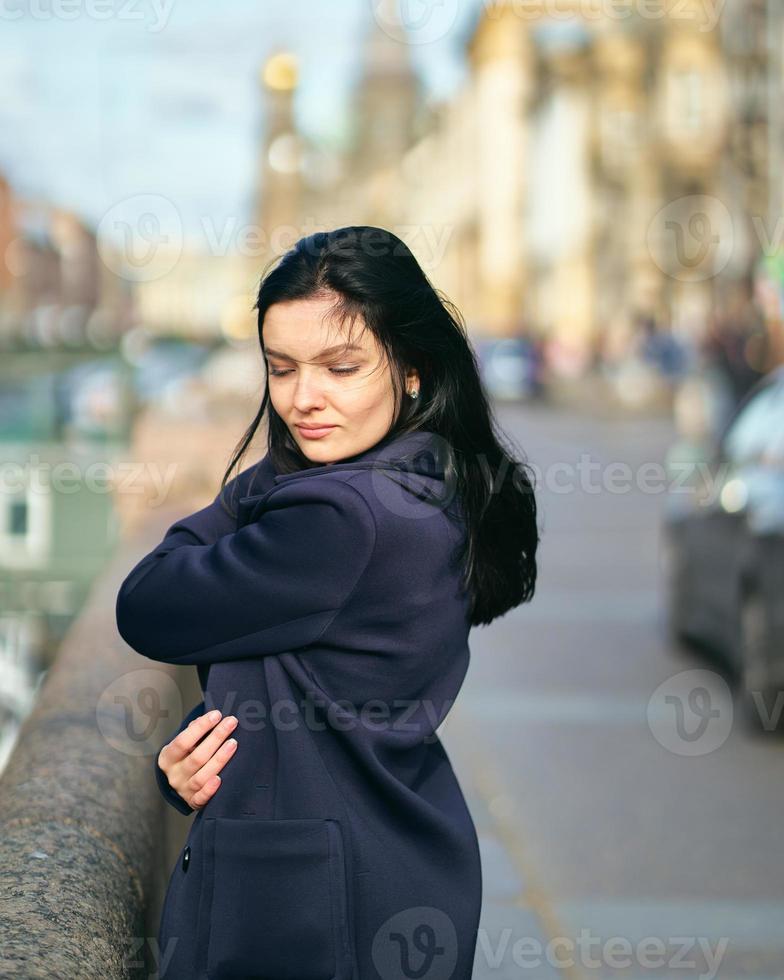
[116, 428, 482, 980]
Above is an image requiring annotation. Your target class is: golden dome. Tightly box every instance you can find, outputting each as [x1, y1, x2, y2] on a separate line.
[261, 52, 299, 92]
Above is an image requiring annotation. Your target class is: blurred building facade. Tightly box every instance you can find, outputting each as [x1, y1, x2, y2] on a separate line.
[0, 184, 135, 350]
[253, 0, 784, 376]
[2, 1, 781, 371]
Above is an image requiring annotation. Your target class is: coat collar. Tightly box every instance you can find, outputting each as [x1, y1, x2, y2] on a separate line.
[235, 428, 448, 527]
[271, 427, 445, 484]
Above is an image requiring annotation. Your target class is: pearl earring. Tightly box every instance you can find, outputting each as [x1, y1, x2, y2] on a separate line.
[408, 389, 419, 399]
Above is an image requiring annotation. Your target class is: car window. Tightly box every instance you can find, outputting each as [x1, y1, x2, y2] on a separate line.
[721, 381, 784, 466]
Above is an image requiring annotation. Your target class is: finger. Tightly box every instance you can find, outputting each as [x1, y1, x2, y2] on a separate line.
[188, 773, 223, 810]
[192, 734, 239, 787]
[160, 709, 224, 768]
[180, 714, 239, 774]
[186, 736, 238, 807]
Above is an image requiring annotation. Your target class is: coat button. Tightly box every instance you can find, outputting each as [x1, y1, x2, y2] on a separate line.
[181, 845, 191, 872]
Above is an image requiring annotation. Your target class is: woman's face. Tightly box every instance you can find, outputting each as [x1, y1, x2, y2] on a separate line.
[263, 293, 418, 465]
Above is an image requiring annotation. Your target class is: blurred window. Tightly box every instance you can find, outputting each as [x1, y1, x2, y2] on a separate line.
[0, 487, 49, 567]
[9, 499, 28, 537]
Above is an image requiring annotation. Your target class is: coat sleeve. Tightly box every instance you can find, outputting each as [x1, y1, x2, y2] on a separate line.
[152, 454, 276, 550]
[153, 699, 207, 815]
[115, 477, 376, 665]
[130, 454, 277, 688]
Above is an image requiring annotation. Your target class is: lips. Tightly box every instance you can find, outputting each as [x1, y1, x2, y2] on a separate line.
[296, 424, 336, 439]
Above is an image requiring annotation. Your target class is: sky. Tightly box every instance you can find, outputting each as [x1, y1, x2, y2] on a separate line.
[0, 0, 482, 246]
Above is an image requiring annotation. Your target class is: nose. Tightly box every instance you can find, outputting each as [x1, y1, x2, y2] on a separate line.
[292, 371, 327, 414]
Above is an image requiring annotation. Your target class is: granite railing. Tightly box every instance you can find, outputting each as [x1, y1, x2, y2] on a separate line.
[0, 510, 200, 980]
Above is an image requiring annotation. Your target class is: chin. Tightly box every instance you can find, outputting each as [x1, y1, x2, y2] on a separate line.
[295, 438, 339, 462]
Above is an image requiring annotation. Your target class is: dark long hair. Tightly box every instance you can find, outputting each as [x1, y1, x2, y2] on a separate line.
[220, 226, 539, 627]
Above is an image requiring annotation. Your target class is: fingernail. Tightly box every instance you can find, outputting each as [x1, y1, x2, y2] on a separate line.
[208, 710, 221, 721]
[228, 738, 237, 748]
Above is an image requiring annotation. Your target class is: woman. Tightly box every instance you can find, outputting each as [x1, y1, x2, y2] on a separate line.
[116, 226, 539, 980]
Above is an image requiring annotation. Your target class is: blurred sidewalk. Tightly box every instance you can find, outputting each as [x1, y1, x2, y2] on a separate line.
[444, 705, 570, 980]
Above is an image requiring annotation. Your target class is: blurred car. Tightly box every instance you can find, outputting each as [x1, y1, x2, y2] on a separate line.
[661, 365, 784, 733]
[475, 337, 544, 402]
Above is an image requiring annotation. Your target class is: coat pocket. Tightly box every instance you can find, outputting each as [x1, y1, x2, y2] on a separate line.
[201, 816, 351, 980]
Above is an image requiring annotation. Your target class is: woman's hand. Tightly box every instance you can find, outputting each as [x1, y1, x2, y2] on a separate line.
[157, 709, 239, 810]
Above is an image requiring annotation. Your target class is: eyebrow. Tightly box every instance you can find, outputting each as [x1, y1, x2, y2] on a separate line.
[264, 343, 365, 361]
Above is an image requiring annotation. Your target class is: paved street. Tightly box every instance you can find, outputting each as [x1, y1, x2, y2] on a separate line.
[442, 401, 784, 980]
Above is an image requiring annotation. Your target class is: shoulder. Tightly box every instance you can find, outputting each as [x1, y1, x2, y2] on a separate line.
[343, 469, 468, 585]
[249, 471, 378, 552]
[341, 466, 454, 537]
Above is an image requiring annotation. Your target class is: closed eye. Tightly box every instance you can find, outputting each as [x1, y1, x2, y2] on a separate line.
[268, 366, 360, 377]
